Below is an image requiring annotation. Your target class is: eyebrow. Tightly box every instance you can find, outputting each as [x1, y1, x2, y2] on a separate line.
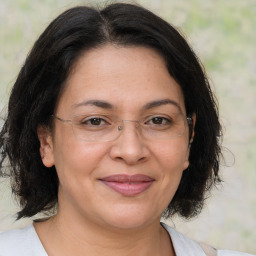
[142, 99, 182, 112]
[73, 100, 114, 109]
[73, 98, 182, 112]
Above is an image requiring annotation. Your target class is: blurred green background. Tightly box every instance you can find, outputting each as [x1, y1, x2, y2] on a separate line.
[0, 0, 255, 253]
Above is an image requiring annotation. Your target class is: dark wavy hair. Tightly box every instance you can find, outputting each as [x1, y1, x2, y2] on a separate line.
[0, 3, 222, 220]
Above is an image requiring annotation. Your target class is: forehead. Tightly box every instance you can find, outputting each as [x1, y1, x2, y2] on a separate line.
[57, 44, 185, 115]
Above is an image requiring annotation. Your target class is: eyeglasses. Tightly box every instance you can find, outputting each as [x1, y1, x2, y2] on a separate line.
[53, 114, 192, 142]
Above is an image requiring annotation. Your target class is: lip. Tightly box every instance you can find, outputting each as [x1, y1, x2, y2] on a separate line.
[99, 174, 155, 196]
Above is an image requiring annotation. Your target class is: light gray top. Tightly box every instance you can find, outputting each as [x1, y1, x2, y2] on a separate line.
[0, 223, 254, 256]
[0, 224, 47, 256]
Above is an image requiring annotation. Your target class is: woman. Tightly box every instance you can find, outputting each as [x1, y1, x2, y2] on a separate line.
[0, 3, 254, 256]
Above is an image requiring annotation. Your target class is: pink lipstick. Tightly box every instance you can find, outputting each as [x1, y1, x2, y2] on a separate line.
[100, 174, 154, 196]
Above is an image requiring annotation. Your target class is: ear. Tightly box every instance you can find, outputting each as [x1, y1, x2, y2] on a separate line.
[183, 113, 196, 170]
[37, 125, 55, 167]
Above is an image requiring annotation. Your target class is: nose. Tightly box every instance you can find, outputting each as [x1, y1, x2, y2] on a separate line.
[109, 121, 150, 165]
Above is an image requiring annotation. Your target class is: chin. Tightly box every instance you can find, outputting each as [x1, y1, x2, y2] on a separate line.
[100, 205, 159, 230]
[105, 218, 152, 230]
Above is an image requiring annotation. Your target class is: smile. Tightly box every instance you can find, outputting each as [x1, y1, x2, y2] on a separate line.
[99, 174, 155, 196]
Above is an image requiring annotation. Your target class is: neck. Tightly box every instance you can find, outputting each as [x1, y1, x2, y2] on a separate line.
[34, 210, 174, 256]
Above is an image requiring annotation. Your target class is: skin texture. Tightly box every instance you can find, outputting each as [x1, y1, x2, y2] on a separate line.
[36, 45, 194, 256]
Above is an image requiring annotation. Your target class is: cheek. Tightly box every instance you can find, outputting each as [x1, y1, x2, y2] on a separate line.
[52, 126, 108, 182]
[153, 140, 189, 170]
[149, 141, 189, 209]
[152, 140, 189, 190]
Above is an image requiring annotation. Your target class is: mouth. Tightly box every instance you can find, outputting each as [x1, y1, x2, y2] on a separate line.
[99, 174, 155, 196]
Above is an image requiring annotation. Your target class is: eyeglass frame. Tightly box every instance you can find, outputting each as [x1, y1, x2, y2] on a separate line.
[51, 114, 193, 142]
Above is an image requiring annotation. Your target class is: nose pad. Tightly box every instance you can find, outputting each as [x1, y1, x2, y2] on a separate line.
[110, 120, 148, 164]
[119, 120, 140, 134]
[115, 120, 142, 141]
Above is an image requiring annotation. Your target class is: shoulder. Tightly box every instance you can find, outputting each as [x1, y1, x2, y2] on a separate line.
[161, 222, 208, 256]
[218, 250, 255, 256]
[161, 222, 255, 256]
[0, 224, 47, 256]
[0, 225, 34, 256]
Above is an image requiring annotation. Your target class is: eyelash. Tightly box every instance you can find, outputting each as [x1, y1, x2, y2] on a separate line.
[78, 115, 173, 126]
[145, 116, 172, 126]
[81, 117, 110, 126]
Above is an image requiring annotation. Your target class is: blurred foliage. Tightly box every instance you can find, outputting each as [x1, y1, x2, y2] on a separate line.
[0, 0, 255, 253]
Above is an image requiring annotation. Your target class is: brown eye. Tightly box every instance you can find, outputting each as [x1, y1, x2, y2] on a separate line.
[152, 117, 164, 124]
[150, 117, 170, 125]
[89, 118, 103, 125]
[80, 117, 108, 126]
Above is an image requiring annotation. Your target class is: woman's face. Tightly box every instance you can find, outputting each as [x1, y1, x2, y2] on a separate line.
[40, 45, 192, 229]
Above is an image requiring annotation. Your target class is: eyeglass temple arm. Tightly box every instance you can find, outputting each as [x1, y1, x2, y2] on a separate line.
[186, 116, 194, 140]
[52, 115, 72, 123]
